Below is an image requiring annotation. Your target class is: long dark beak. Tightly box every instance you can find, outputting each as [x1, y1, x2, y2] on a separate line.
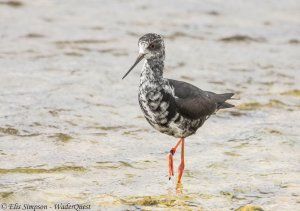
[122, 53, 145, 79]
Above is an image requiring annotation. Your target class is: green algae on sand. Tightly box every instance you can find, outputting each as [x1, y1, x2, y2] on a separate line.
[120, 194, 202, 210]
[219, 35, 266, 43]
[238, 99, 289, 110]
[264, 128, 283, 135]
[0, 166, 86, 174]
[235, 204, 264, 211]
[0, 127, 19, 135]
[0, 192, 13, 199]
[50, 133, 72, 142]
[224, 151, 241, 157]
[281, 89, 300, 97]
[0, 1, 23, 8]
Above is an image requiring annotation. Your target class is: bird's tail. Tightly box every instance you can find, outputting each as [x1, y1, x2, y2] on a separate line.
[217, 93, 235, 109]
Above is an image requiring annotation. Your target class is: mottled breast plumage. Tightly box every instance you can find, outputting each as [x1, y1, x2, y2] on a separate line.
[138, 60, 206, 138]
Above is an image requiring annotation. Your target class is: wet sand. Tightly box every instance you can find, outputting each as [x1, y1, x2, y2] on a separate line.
[0, 0, 299, 210]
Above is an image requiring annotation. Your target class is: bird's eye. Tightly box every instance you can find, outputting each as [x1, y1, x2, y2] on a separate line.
[149, 44, 155, 49]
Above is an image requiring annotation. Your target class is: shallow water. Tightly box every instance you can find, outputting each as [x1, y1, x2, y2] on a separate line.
[0, 0, 299, 210]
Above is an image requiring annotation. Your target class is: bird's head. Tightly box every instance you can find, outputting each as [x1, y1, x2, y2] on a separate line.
[138, 33, 165, 60]
[122, 33, 165, 79]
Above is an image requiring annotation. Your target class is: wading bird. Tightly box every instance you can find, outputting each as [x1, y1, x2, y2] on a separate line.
[122, 33, 234, 183]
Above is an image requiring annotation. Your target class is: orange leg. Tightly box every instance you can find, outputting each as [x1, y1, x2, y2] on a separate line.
[167, 138, 183, 180]
[176, 138, 185, 184]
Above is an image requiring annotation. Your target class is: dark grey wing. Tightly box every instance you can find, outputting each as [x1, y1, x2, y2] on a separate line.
[167, 79, 202, 98]
[168, 79, 234, 119]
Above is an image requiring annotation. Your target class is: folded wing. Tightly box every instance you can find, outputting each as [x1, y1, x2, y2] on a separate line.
[168, 79, 234, 119]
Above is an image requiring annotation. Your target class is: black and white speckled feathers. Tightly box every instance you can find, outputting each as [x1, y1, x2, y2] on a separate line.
[138, 55, 206, 138]
[124, 33, 234, 138]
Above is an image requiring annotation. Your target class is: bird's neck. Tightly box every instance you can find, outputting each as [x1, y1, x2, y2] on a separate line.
[140, 58, 164, 84]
